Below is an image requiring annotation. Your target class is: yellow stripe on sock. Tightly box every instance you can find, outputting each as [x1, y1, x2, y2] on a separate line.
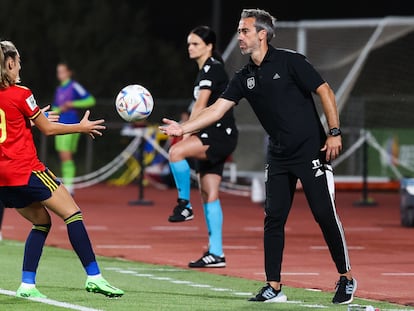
[32, 224, 51, 233]
[65, 212, 83, 225]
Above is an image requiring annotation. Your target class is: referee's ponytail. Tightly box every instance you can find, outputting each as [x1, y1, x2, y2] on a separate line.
[189, 25, 224, 64]
[0, 40, 18, 89]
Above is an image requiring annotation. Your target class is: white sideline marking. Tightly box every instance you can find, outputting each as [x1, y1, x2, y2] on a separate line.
[151, 226, 199, 231]
[189, 284, 211, 288]
[0, 288, 103, 311]
[171, 280, 192, 284]
[382, 272, 414, 276]
[105, 267, 352, 309]
[149, 276, 172, 281]
[96, 245, 151, 249]
[105, 267, 187, 272]
[108, 267, 252, 297]
[301, 304, 328, 308]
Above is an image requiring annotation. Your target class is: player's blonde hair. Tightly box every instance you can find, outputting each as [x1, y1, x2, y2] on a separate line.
[0, 40, 18, 89]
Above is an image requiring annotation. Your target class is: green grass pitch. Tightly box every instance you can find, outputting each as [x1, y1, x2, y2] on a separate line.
[0, 240, 412, 311]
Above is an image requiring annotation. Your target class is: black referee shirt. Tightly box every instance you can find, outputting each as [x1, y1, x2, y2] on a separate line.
[194, 57, 235, 125]
[221, 45, 327, 157]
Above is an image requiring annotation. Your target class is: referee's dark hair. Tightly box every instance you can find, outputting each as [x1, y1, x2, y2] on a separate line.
[190, 25, 224, 64]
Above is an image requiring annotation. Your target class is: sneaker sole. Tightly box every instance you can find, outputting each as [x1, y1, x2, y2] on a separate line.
[264, 294, 288, 303]
[249, 293, 288, 303]
[188, 262, 226, 268]
[86, 285, 124, 298]
[333, 279, 358, 304]
[16, 293, 47, 299]
[168, 215, 194, 222]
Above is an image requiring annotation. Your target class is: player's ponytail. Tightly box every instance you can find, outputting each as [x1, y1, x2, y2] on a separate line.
[0, 40, 18, 89]
[190, 25, 225, 64]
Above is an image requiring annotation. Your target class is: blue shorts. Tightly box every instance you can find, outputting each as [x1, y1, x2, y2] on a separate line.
[0, 170, 61, 209]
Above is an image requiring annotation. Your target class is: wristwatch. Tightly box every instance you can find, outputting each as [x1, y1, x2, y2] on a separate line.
[329, 127, 342, 137]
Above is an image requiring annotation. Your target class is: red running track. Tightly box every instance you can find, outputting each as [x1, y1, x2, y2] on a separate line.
[2, 184, 413, 306]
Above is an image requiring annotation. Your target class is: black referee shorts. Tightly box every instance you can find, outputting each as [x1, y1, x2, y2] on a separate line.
[196, 123, 238, 176]
[0, 169, 61, 209]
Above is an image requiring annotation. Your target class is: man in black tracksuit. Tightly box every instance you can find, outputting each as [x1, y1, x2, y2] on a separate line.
[160, 8, 356, 305]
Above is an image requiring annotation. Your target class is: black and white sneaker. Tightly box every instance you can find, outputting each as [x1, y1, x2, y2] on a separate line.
[332, 276, 357, 304]
[188, 251, 226, 268]
[168, 199, 194, 222]
[249, 283, 288, 302]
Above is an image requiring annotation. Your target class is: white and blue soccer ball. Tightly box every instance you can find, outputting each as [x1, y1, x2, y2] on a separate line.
[115, 84, 154, 122]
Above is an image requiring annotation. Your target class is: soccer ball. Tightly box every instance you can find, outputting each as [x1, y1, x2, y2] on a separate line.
[115, 84, 154, 122]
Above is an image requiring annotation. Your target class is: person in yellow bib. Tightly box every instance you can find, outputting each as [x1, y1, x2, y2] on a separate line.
[52, 62, 96, 195]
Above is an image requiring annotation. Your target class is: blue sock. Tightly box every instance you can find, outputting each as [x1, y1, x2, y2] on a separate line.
[22, 224, 51, 284]
[202, 202, 212, 236]
[169, 160, 191, 208]
[204, 200, 223, 256]
[65, 212, 100, 276]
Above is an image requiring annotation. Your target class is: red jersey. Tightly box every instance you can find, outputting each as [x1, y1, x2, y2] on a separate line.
[0, 85, 45, 186]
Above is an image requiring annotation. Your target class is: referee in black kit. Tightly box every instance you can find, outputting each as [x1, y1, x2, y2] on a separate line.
[160, 8, 356, 305]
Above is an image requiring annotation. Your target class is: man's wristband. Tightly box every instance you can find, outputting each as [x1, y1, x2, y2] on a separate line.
[329, 127, 342, 136]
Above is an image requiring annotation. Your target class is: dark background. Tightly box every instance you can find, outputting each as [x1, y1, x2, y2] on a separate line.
[1, 0, 413, 176]
[1, 0, 413, 101]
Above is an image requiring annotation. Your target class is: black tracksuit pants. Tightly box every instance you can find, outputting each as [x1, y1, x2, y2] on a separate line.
[263, 143, 351, 282]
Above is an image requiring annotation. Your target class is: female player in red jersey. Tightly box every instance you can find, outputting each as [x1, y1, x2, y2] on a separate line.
[0, 40, 124, 298]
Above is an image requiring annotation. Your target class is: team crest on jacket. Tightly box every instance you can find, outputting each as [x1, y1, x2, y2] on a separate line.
[247, 77, 255, 89]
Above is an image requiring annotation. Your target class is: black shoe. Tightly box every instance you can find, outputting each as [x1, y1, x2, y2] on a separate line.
[248, 283, 287, 302]
[168, 199, 194, 222]
[188, 251, 226, 268]
[332, 276, 357, 304]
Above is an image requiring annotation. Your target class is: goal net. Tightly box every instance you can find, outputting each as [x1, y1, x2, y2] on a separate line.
[222, 16, 414, 186]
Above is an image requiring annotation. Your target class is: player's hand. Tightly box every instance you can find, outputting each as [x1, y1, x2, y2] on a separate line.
[321, 135, 342, 162]
[41, 105, 60, 122]
[159, 118, 184, 137]
[80, 110, 106, 139]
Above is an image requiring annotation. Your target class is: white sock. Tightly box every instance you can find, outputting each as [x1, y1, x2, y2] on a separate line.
[20, 283, 35, 289]
[87, 274, 102, 279]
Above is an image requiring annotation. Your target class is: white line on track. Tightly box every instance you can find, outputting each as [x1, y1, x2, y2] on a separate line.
[0, 288, 103, 311]
[150, 226, 199, 231]
[243, 226, 262, 231]
[382, 272, 414, 276]
[96, 245, 151, 249]
[59, 225, 108, 231]
[254, 272, 320, 276]
[345, 227, 384, 232]
[310, 245, 365, 250]
[243, 226, 292, 232]
[223, 245, 258, 250]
